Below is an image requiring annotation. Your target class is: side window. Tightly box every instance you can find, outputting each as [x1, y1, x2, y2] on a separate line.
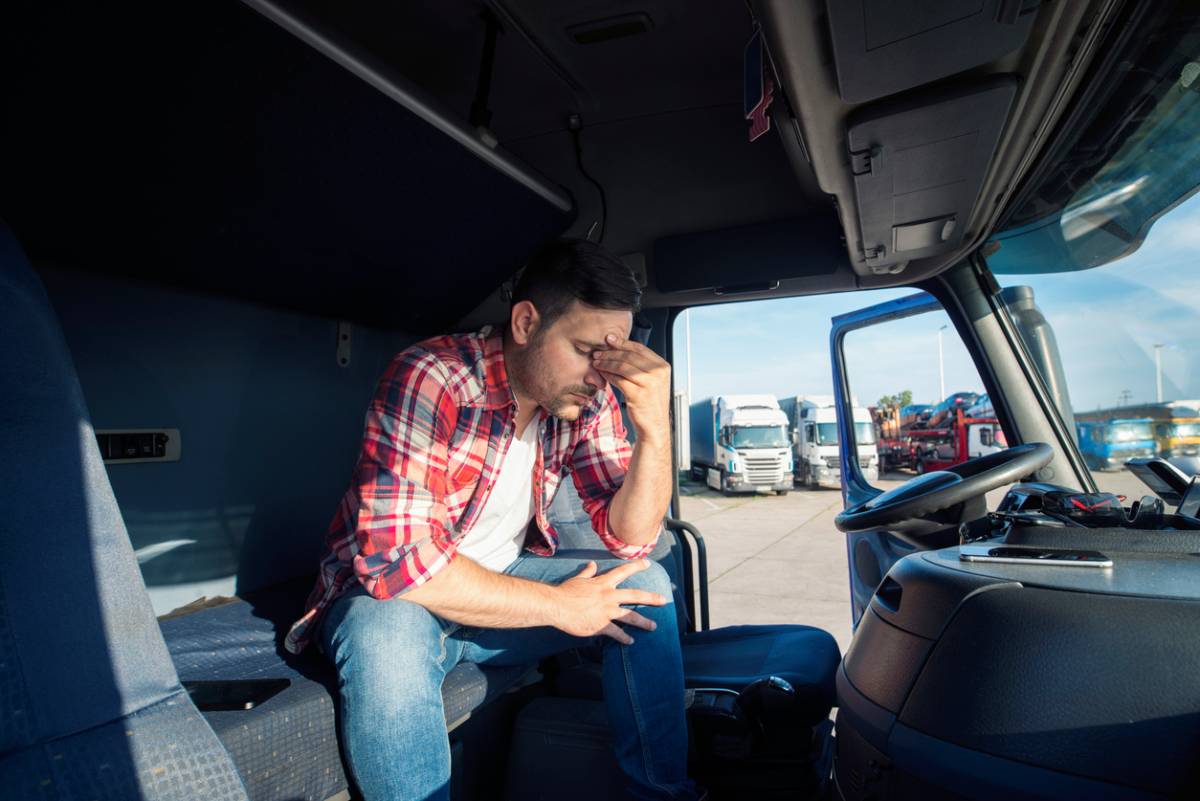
[841, 301, 1006, 495]
[670, 288, 911, 496]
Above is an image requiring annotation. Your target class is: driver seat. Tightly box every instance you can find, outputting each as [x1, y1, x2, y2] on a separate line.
[549, 485, 841, 728]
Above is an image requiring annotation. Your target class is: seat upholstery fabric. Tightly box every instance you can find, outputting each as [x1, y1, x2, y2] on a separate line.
[0, 222, 249, 801]
[160, 580, 537, 801]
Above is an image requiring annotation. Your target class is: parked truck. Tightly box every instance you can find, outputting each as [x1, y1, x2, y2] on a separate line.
[689, 395, 793, 494]
[1075, 417, 1158, 471]
[874, 402, 1006, 473]
[780, 395, 879, 488]
[1075, 401, 1200, 460]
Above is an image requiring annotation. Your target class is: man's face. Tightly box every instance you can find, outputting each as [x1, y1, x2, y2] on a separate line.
[508, 300, 633, 421]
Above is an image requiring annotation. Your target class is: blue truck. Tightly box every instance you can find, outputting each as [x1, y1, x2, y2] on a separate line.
[1075, 417, 1158, 471]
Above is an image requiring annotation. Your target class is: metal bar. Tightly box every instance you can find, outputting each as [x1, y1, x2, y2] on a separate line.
[829, 291, 940, 508]
[664, 517, 710, 632]
[240, 0, 573, 213]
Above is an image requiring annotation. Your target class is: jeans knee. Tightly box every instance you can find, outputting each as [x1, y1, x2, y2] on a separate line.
[619, 559, 675, 602]
[325, 594, 448, 702]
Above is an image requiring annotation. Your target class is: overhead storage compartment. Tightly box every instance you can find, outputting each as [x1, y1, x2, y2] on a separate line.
[2, 0, 573, 331]
[826, 0, 1038, 103]
[846, 77, 1017, 273]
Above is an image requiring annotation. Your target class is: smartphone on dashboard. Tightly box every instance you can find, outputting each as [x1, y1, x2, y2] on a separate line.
[958, 545, 1112, 568]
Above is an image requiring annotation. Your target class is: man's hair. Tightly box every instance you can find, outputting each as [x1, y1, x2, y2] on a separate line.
[512, 239, 642, 333]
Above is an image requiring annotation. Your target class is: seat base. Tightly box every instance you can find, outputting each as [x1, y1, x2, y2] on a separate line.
[681, 624, 840, 727]
[160, 579, 538, 801]
[554, 623, 841, 728]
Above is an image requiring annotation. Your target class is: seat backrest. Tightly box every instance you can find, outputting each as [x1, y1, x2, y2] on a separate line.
[0, 224, 248, 800]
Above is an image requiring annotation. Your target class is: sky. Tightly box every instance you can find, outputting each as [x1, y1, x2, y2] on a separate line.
[673, 193, 1200, 414]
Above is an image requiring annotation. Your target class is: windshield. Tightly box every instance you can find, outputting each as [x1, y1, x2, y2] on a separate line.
[989, 4, 1200, 275]
[1172, 422, 1200, 438]
[1109, 423, 1153, 443]
[731, 426, 788, 449]
[816, 422, 838, 445]
[856, 422, 876, 445]
[988, 3, 1200, 496]
[813, 422, 877, 446]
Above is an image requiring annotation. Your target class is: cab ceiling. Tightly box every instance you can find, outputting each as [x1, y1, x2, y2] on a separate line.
[284, 0, 843, 309]
[2, 0, 1115, 331]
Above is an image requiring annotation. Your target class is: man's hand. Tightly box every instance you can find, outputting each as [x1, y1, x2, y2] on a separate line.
[550, 560, 668, 645]
[592, 334, 671, 444]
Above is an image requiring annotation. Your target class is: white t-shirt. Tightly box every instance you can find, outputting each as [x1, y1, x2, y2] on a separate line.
[456, 419, 540, 572]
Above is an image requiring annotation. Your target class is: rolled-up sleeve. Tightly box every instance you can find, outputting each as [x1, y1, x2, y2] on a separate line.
[348, 349, 461, 599]
[569, 387, 658, 559]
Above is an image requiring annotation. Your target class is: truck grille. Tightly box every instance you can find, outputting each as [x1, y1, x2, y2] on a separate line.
[743, 455, 784, 484]
[826, 456, 871, 470]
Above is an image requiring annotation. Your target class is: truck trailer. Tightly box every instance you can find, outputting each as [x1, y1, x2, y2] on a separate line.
[689, 395, 793, 494]
[874, 404, 1005, 473]
[908, 407, 1006, 473]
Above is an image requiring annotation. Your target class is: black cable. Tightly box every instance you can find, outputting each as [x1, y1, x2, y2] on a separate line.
[568, 115, 607, 243]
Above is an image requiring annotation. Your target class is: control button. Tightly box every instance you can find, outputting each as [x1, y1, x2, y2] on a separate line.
[137, 434, 155, 457]
[120, 436, 139, 459]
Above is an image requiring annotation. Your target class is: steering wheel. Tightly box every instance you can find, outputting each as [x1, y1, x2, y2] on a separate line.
[834, 443, 1054, 533]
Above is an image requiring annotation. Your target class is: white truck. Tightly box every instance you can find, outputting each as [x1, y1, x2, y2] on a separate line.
[689, 395, 793, 494]
[779, 395, 880, 489]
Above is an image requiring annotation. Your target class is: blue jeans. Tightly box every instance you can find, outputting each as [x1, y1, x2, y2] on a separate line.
[319, 551, 698, 801]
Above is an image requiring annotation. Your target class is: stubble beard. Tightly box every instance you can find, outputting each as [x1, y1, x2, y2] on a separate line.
[511, 338, 597, 421]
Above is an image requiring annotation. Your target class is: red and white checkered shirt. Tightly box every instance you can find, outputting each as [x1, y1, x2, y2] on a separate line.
[285, 327, 655, 653]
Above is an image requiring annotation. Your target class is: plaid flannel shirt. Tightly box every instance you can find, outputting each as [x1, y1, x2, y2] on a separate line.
[285, 326, 656, 653]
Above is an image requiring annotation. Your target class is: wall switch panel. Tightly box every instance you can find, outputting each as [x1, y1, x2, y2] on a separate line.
[96, 428, 181, 464]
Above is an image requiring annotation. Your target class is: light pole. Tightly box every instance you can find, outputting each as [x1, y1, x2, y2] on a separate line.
[937, 325, 947, 401]
[1154, 343, 1164, 403]
[685, 309, 693, 402]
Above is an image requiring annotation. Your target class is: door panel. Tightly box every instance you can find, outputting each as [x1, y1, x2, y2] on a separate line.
[830, 291, 995, 624]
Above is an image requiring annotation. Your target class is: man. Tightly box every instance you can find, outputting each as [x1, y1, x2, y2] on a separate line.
[286, 240, 700, 800]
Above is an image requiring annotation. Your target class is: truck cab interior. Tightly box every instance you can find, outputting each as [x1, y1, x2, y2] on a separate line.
[3, 1, 1198, 800]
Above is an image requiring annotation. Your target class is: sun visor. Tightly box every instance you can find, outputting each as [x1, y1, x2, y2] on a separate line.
[653, 216, 847, 294]
[2, 1, 573, 332]
[847, 77, 1017, 274]
[826, 0, 1038, 103]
